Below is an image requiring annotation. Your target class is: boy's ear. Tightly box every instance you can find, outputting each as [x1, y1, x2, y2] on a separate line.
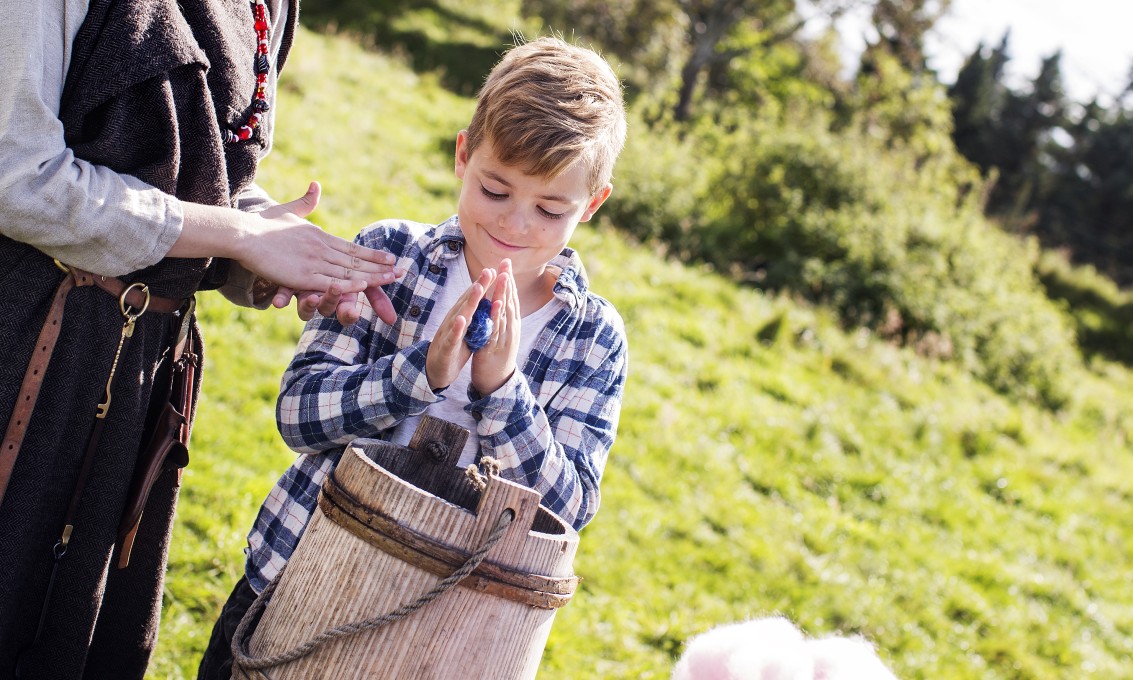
[580, 183, 613, 223]
[454, 129, 469, 180]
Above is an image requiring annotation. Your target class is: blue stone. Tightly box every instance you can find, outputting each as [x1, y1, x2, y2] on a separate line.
[464, 299, 493, 351]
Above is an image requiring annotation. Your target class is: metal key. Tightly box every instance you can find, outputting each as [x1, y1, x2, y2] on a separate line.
[96, 283, 150, 419]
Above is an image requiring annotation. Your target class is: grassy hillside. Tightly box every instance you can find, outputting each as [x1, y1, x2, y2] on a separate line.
[148, 26, 1133, 679]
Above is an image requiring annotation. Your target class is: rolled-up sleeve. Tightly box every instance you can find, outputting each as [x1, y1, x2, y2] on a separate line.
[0, 0, 182, 276]
[468, 307, 628, 530]
[277, 311, 443, 454]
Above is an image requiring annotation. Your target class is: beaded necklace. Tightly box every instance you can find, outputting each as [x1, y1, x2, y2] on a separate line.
[223, 0, 272, 144]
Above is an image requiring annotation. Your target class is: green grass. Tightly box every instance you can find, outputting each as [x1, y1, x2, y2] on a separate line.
[148, 26, 1133, 680]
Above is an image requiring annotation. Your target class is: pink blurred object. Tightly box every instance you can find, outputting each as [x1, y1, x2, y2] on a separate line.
[671, 616, 898, 680]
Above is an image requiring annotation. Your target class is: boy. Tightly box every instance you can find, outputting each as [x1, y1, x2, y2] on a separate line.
[198, 36, 628, 678]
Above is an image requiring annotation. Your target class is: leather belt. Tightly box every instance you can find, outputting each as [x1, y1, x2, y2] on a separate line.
[0, 262, 189, 507]
[69, 265, 186, 314]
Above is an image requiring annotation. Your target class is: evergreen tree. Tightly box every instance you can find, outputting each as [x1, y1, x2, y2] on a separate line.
[1042, 102, 1133, 283]
[994, 50, 1068, 224]
[948, 37, 1133, 283]
[947, 32, 1011, 187]
[867, 0, 952, 75]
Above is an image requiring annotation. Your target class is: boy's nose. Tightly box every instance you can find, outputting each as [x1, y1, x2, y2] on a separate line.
[498, 208, 525, 233]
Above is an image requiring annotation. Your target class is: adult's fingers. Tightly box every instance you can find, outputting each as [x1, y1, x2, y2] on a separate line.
[270, 286, 321, 321]
[258, 181, 322, 220]
[307, 282, 366, 325]
[283, 181, 320, 219]
[318, 240, 404, 299]
[245, 208, 402, 296]
[282, 287, 339, 321]
[331, 238, 402, 272]
[276, 284, 388, 327]
[303, 274, 368, 297]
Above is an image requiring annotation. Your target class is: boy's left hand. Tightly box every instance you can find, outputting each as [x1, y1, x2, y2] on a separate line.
[471, 259, 521, 395]
[425, 268, 498, 392]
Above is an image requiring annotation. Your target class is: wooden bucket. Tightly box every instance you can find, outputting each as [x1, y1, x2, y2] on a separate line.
[233, 416, 580, 680]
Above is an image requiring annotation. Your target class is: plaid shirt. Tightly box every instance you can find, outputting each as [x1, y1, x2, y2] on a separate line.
[244, 216, 628, 592]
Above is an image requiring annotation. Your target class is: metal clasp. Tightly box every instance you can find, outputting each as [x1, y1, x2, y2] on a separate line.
[119, 282, 151, 319]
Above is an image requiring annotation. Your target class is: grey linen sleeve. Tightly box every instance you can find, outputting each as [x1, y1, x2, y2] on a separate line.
[0, 0, 184, 276]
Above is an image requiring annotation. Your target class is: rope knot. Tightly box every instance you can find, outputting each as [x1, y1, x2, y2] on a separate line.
[423, 440, 447, 463]
[464, 456, 501, 492]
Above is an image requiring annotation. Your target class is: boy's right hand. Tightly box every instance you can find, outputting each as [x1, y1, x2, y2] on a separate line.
[425, 268, 498, 391]
[274, 283, 371, 325]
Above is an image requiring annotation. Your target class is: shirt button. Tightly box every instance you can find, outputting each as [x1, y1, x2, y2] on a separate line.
[409, 305, 421, 317]
[447, 242, 460, 252]
[428, 264, 441, 274]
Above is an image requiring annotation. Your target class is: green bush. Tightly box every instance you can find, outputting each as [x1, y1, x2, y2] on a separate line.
[603, 108, 719, 260]
[608, 107, 1082, 408]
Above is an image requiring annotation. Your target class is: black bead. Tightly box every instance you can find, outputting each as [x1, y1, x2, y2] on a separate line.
[255, 53, 270, 74]
[253, 99, 271, 112]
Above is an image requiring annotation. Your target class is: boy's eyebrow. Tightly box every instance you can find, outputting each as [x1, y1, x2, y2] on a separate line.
[483, 169, 572, 203]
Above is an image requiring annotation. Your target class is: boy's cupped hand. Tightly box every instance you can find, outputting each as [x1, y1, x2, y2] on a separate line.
[426, 267, 497, 392]
[425, 259, 520, 396]
[470, 259, 520, 395]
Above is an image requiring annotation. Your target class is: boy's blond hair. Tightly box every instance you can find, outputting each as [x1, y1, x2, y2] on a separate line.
[465, 36, 627, 194]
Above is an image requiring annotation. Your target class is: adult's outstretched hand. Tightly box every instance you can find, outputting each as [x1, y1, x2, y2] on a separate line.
[258, 182, 402, 325]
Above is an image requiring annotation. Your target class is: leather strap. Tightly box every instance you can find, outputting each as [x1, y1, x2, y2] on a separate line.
[0, 274, 76, 504]
[69, 265, 186, 314]
[0, 265, 189, 509]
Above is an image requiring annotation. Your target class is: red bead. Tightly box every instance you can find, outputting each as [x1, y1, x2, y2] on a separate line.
[224, 0, 273, 145]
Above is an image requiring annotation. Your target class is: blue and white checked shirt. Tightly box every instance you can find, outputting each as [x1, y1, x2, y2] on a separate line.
[244, 216, 628, 592]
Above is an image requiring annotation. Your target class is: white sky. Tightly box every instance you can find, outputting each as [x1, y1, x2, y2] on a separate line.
[802, 0, 1133, 104]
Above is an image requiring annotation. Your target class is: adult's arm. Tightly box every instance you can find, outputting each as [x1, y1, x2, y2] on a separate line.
[0, 0, 183, 275]
[0, 0, 402, 321]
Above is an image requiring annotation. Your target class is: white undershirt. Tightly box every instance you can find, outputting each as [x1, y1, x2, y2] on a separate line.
[388, 251, 564, 467]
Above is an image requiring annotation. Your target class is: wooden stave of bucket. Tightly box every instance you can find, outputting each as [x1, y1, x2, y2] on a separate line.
[237, 420, 580, 680]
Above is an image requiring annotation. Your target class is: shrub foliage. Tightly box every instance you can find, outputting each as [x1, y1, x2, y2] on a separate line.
[607, 92, 1081, 408]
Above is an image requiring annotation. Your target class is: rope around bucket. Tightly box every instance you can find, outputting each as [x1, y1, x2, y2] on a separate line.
[230, 506, 516, 679]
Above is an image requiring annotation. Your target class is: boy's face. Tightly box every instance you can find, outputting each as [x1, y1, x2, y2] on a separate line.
[454, 130, 612, 289]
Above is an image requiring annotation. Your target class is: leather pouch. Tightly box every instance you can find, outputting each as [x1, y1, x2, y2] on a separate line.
[116, 323, 197, 568]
